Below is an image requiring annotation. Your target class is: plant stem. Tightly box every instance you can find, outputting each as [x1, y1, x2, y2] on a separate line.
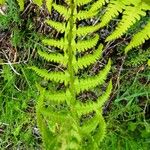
[67, 0, 76, 106]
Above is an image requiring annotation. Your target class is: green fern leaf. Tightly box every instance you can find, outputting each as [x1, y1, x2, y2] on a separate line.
[42, 38, 66, 50]
[81, 112, 106, 146]
[45, 90, 67, 104]
[36, 83, 58, 149]
[53, 3, 70, 20]
[37, 84, 67, 104]
[38, 50, 67, 66]
[76, 0, 92, 6]
[106, 5, 146, 41]
[90, 0, 109, 12]
[77, 23, 101, 37]
[33, 0, 43, 7]
[29, 66, 69, 85]
[46, 0, 53, 13]
[77, 10, 98, 20]
[125, 49, 150, 66]
[75, 80, 112, 116]
[141, 0, 150, 10]
[93, 113, 106, 143]
[97, 80, 112, 107]
[75, 59, 111, 93]
[74, 44, 103, 71]
[80, 115, 100, 135]
[142, 0, 150, 5]
[16, 0, 24, 11]
[100, 0, 125, 28]
[45, 20, 66, 33]
[75, 34, 99, 52]
[41, 108, 68, 122]
[125, 21, 150, 53]
[76, 0, 109, 20]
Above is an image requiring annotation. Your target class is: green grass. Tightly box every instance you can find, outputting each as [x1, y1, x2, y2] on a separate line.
[0, 65, 41, 149]
[101, 69, 150, 150]
[0, 1, 42, 146]
[0, 0, 21, 29]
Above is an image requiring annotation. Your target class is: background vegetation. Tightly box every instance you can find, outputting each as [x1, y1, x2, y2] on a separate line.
[0, 0, 150, 149]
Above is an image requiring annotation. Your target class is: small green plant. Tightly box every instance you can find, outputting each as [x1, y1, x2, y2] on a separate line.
[125, 48, 150, 67]
[30, 0, 112, 149]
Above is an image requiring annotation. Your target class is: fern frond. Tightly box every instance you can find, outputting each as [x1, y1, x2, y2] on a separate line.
[106, 5, 146, 41]
[90, 0, 109, 12]
[45, 20, 66, 33]
[97, 80, 112, 106]
[46, 0, 53, 13]
[77, 23, 101, 37]
[36, 90, 55, 150]
[71, 124, 81, 142]
[16, 0, 24, 11]
[53, 3, 70, 20]
[76, 0, 109, 21]
[100, 0, 125, 28]
[93, 113, 106, 143]
[42, 38, 66, 50]
[33, 0, 112, 148]
[41, 108, 67, 134]
[33, 0, 43, 7]
[38, 50, 67, 66]
[29, 66, 69, 85]
[37, 84, 67, 104]
[74, 44, 103, 71]
[75, 34, 99, 52]
[61, 122, 81, 150]
[44, 90, 67, 104]
[41, 108, 68, 125]
[75, 59, 111, 93]
[75, 80, 112, 116]
[80, 115, 99, 135]
[125, 21, 150, 53]
[77, 10, 98, 20]
[81, 112, 106, 146]
[76, 0, 92, 6]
